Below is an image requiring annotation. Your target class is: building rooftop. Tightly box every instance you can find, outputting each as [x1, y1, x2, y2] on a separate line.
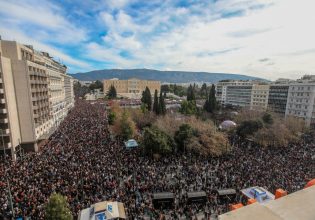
[219, 185, 315, 220]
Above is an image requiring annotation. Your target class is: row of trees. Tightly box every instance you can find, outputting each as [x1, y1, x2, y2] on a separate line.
[180, 83, 218, 115]
[142, 116, 230, 156]
[161, 83, 212, 99]
[141, 87, 166, 115]
[74, 80, 105, 98]
[235, 110, 306, 147]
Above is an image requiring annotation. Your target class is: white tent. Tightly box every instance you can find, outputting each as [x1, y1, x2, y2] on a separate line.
[124, 139, 138, 148]
[219, 120, 237, 130]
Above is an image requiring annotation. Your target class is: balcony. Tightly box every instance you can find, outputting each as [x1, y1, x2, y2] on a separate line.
[0, 118, 8, 123]
[0, 89, 4, 93]
[0, 129, 10, 135]
[0, 142, 12, 149]
[0, 78, 2, 83]
[0, 99, 5, 104]
[0, 109, 7, 114]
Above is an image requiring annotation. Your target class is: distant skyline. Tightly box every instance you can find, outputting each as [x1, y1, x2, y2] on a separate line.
[0, 0, 314, 80]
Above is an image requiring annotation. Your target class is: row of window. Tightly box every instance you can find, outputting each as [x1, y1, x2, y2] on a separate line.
[292, 86, 312, 91]
[291, 92, 310, 97]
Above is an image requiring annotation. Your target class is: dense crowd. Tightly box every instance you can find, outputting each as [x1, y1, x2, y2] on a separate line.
[0, 100, 314, 219]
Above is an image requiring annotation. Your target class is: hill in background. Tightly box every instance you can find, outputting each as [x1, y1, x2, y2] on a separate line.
[71, 68, 265, 83]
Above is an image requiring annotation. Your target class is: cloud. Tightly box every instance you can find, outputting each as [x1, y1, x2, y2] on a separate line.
[259, 58, 270, 62]
[0, 0, 87, 44]
[0, 26, 91, 71]
[1, 0, 315, 79]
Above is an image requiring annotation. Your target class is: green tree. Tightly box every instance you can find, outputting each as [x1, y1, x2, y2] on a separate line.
[142, 126, 174, 155]
[45, 193, 73, 220]
[262, 113, 273, 125]
[180, 100, 197, 115]
[120, 111, 135, 140]
[175, 124, 193, 152]
[108, 111, 116, 125]
[106, 85, 117, 99]
[159, 90, 166, 115]
[73, 81, 90, 97]
[200, 83, 208, 98]
[89, 80, 103, 91]
[161, 84, 170, 93]
[187, 84, 196, 101]
[204, 84, 217, 113]
[141, 87, 152, 111]
[153, 89, 160, 114]
[140, 103, 148, 114]
[236, 120, 263, 138]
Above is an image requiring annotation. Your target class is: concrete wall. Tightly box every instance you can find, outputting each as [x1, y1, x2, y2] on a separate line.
[1, 56, 22, 149]
[10, 60, 36, 146]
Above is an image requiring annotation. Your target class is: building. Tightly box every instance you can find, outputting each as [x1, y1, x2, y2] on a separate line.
[0, 39, 74, 157]
[225, 85, 254, 108]
[267, 84, 290, 115]
[219, 184, 315, 220]
[216, 80, 255, 105]
[250, 84, 270, 111]
[285, 75, 315, 127]
[103, 78, 161, 98]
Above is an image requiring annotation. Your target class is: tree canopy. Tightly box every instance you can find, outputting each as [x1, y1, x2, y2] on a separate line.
[187, 84, 196, 101]
[204, 84, 217, 113]
[236, 120, 263, 138]
[153, 89, 160, 115]
[180, 100, 198, 115]
[159, 90, 166, 115]
[106, 85, 117, 99]
[142, 126, 174, 155]
[175, 123, 194, 152]
[89, 80, 103, 91]
[141, 87, 152, 111]
[45, 193, 73, 220]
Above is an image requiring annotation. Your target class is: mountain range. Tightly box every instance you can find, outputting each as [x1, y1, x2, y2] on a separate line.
[71, 69, 265, 83]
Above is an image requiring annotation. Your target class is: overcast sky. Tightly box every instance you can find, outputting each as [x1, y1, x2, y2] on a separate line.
[0, 0, 314, 80]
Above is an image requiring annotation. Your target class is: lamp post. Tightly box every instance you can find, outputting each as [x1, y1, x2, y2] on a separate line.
[1, 129, 15, 218]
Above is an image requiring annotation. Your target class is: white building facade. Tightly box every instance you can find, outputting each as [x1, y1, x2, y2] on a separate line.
[285, 76, 315, 127]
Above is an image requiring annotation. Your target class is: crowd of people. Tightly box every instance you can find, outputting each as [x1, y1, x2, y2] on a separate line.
[0, 100, 314, 219]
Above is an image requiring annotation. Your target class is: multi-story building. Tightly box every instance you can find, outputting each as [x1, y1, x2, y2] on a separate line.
[225, 85, 254, 108]
[64, 74, 75, 112]
[285, 75, 315, 127]
[267, 84, 290, 115]
[103, 78, 161, 98]
[250, 84, 270, 111]
[216, 80, 255, 105]
[0, 39, 74, 157]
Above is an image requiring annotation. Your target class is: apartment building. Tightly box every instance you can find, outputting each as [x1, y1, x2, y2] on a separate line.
[250, 84, 270, 111]
[104, 78, 161, 98]
[0, 40, 74, 157]
[267, 84, 290, 115]
[225, 85, 254, 108]
[285, 75, 315, 127]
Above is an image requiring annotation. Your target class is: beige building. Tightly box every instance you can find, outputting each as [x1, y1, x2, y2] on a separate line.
[103, 78, 161, 98]
[0, 39, 74, 158]
[250, 84, 270, 111]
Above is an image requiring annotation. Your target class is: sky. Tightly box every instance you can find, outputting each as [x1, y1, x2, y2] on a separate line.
[0, 0, 314, 80]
